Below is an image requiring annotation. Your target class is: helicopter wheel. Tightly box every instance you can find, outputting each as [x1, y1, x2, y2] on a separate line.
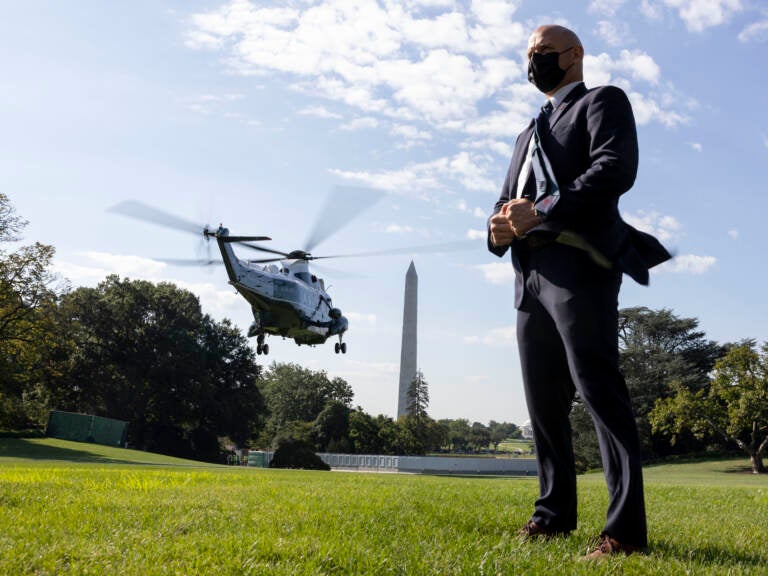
[334, 342, 340, 354]
[340, 342, 347, 354]
[262, 343, 269, 355]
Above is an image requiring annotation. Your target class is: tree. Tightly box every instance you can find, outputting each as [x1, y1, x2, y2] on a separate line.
[469, 421, 491, 452]
[348, 409, 383, 454]
[49, 276, 264, 460]
[570, 307, 724, 468]
[313, 400, 351, 452]
[650, 341, 768, 474]
[259, 362, 353, 445]
[489, 420, 520, 452]
[0, 193, 62, 428]
[444, 418, 471, 452]
[406, 370, 429, 418]
[401, 370, 431, 454]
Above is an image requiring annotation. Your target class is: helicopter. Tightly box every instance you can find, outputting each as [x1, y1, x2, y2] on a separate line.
[109, 188, 471, 355]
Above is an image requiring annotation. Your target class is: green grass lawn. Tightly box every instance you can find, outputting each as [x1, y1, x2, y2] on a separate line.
[1, 439, 767, 575]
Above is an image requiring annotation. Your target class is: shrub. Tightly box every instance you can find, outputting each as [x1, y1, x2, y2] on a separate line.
[269, 438, 330, 471]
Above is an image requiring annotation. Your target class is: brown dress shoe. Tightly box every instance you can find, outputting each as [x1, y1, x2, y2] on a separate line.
[581, 534, 643, 560]
[517, 520, 569, 540]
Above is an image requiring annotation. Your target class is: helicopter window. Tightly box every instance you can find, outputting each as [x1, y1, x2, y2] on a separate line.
[311, 275, 317, 283]
[295, 271, 311, 283]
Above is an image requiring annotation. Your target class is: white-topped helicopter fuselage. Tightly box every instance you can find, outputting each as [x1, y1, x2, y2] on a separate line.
[215, 227, 348, 355]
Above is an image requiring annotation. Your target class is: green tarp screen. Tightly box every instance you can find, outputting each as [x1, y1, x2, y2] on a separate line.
[46, 411, 128, 447]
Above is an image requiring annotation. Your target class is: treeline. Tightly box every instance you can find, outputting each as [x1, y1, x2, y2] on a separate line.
[256, 364, 522, 457]
[2, 194, 767, 471]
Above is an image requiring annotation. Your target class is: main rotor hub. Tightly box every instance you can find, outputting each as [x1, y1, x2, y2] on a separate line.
[286, 250, 312, 260]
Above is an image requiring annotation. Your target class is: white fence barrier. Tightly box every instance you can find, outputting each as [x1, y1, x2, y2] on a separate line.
[248, 451, 537, 476]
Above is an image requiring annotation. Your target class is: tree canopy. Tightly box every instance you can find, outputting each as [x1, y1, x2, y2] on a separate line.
[650, 340, 768, 473]
[570, 307, 726, 470]
[49, 275, 264, 460]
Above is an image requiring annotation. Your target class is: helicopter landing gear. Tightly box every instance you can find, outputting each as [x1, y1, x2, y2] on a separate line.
[256, 334, 269, 355]
[334, 340, 347, 354]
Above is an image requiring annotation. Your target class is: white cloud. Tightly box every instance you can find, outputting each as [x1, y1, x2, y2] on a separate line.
[456, 199, 488, 219]
[739, 18, 768, 42]
[466, 229, 486, 240]
[627, 91, 688, 127]
[54, 252, 243, 321]
[658, 254, 716, 274]
[185, 0, 693, 160]
[623, 210, 682, 244]
[594, 20, 632, 46]
[182, 93, 246, 115]
[641, 0, 664, 19]
[461, 138, 514, 158]
[345, 312, 377, 327]
[728, 229, 739, 239]
[176, 280, 243, 316]
[589, 0, 627, 16]
[330, 151, 497, 195]
[298, 105, 343, 119]
[186, 0, 526, 130]
[475, 261, 515, 285]
[74, 252, 168, 279]
[584, 51, 686, 128]
[340, 116, 379, 131]
[390, 124, 433, 146]
[689, 142, 703, 152]
[464, 325, 517, 347]
[385, 223, 415, 234]
[607, 50, 662, 85]
[661, 0, 743, 32]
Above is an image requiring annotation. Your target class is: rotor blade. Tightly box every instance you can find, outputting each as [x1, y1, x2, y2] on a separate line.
[311, 239, 478, 260]
[237, 242, 290, 258]
[303, 186, 386, 253]
[221, 235, 272, 242]
[245, 257, 286, 264]
[108, 200, 208, 236]
[309, 261, 365, 279]
[156, 258, 223, 267]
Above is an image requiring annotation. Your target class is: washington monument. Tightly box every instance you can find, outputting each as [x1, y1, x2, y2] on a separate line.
[397, 261, 418, 418]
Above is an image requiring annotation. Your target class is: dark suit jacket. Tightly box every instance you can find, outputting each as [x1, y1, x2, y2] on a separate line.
[488, 83, 670, 306]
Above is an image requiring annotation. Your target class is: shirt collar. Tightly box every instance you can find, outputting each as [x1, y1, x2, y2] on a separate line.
[547, 81, 581, 111]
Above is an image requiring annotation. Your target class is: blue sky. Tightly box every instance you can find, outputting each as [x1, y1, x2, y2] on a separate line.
[3, 0, 767, 426]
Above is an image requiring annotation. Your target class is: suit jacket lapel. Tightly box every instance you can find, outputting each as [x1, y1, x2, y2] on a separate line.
[549, 82, 587, 129]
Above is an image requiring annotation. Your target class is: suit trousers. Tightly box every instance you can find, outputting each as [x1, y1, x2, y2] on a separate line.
[516, 241, 648, 548]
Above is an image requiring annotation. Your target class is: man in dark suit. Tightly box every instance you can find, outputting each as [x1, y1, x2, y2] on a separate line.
[488, 24, 670, 559]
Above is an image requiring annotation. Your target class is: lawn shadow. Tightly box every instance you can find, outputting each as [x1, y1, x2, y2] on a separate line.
[722, 464, 757, 475]
[0, 438, 138, 464]
[651, 539, 768, 570]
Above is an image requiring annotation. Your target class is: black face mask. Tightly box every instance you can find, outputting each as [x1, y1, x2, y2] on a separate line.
[528, 47, 574, 93]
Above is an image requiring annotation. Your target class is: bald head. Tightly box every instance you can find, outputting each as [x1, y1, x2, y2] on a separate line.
[527, 25, 584, 95]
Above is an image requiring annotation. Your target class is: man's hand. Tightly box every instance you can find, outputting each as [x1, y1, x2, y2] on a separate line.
[506, 198, 542, 237]
[490, 199, 542, 246]
[490, 205, 515, 247]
